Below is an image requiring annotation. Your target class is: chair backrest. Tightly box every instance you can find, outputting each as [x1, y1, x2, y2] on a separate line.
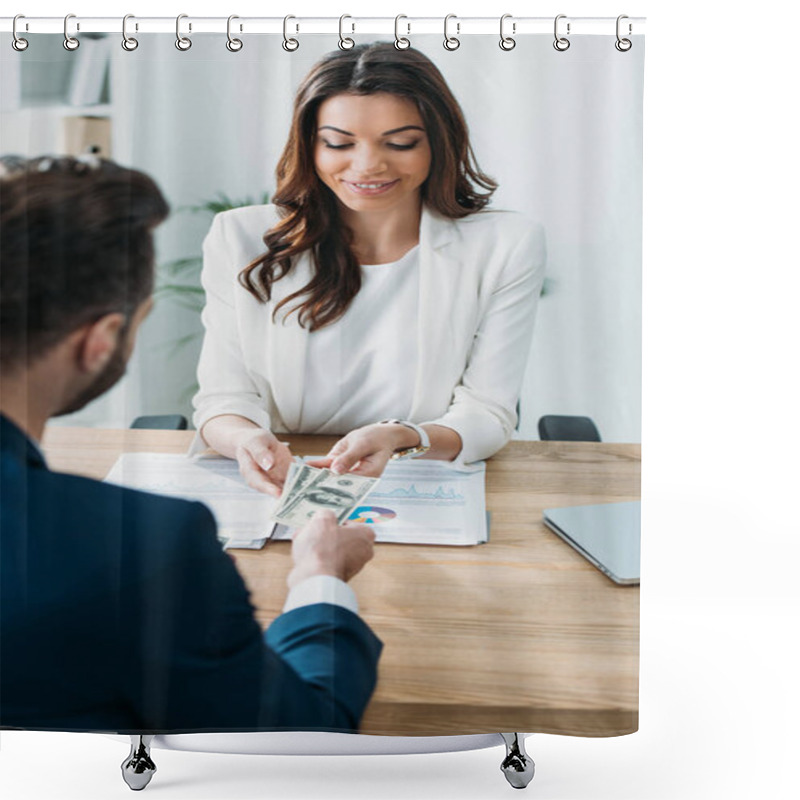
[537, 415, 601, 442]
[130, 414, 188, 431]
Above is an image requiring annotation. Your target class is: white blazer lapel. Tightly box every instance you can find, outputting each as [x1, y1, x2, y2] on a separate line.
[409, 206, 461, 420]
[266, 252, 312, 432]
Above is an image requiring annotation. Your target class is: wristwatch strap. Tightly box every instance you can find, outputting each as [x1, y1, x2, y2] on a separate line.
[378, 419, 431, 460]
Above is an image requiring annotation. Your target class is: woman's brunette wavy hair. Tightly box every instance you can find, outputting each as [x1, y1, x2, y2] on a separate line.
[239, 42, 498, 330]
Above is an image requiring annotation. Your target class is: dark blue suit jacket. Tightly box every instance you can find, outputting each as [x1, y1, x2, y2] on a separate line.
[0, 415, 382, 733]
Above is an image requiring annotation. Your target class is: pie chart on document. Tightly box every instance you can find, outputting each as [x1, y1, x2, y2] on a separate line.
[348, 506, 397, 524]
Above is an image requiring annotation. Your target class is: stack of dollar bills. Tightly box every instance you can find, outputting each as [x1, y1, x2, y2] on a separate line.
[271, 459, 380, 528]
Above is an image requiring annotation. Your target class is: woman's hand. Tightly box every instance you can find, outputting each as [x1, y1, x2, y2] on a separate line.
[307, 423, 420, 479]
[230, 427, 293, 496]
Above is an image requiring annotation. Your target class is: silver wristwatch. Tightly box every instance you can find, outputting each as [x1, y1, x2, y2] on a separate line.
[378, 419, 431, 460]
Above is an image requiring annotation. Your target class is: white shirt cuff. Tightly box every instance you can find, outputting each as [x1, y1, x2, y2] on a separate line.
[282, 574, 360, 616]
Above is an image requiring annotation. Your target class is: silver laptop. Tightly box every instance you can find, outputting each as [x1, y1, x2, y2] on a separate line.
[543, 501, 640, 585]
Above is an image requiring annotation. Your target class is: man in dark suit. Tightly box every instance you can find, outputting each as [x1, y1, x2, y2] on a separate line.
[0, 155, 382, 736]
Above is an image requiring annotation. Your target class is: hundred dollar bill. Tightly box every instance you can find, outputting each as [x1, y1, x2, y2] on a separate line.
[280, 457, 305, 500]
[272, 464, 378, 527]
[277, 462, 319, 511]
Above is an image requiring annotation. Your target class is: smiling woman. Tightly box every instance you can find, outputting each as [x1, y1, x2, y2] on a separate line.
[314, 93, 432, 248]
[191, 42, 546, 496]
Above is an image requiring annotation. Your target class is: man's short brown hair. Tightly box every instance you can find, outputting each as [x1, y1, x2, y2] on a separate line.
[0, 155, 169, 369]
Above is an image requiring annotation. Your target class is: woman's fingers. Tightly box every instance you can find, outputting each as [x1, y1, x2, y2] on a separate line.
[306, 429, 395, 478]
[347, 451, 391, 478]
[237, 446, 282, 496]
[324, 427, 403, 477]
[247, 437, 277, 472]
[305, 456, 334, 469]
[331, 443, 386, 476]
[330, 442, 368, 475]
[326, 439, 348, 458]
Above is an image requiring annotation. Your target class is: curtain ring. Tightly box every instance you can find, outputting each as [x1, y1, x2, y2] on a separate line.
[443, 14, 460, 51]
[12, 15, 29, 52]
[175, 14, 192, 51]
[121, 14, 138, 51]
[615, 15, 632, 52]
[226, 15, 243, 52]
[553, 14, 571, 51]
[499, 14, 515, 51]
[282, 15, 299, 51]
[63, 14, 80, 51]
[394, 15, 410, 50]
[338, 14, 355, 50]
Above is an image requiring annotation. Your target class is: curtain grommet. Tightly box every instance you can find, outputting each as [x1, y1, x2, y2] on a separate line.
[443, 14, 460, 51]
[615, 15, 633, 51]
[553, 14, 571, 52]
[499, 14, 516, 51]
[338, 14, 355, 50]
[394, 15, 411, 50]
[226, 15, 243, 52]
[175, 14, 192, 51]
[12, 15, 29, 51]
[121, 14, 138, 51]
[63, 14, 80, 51]
[282, 15, 299, 51]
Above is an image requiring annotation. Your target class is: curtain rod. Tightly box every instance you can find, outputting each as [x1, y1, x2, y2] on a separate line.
[0, 16, 646, 37]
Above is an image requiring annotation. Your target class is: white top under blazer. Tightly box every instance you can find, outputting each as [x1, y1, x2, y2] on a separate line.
[301, 244, 420, 433]
[191, 204, 546, 465]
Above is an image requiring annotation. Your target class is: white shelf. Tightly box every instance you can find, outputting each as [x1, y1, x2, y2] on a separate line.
[19, 102, 114, 116]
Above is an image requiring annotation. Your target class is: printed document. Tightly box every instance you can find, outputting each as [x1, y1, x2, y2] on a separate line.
[105, 453, 488, 547]
[272, 458, 487, 545]
[105, 453, 274, 549]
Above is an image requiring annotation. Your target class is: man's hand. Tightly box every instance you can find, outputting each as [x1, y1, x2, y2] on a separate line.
[307, 423, 419, 478]
[231, 427, 293, 497]
[288, 510, 376, 589]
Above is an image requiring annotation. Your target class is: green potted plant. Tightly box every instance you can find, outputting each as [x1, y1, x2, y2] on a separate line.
[156, 191, 270, 319]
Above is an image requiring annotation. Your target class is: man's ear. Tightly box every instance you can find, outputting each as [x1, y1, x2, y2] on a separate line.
[76, 313, 126, 373]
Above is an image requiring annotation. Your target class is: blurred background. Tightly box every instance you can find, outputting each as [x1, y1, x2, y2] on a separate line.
[1, 32, 642, 442]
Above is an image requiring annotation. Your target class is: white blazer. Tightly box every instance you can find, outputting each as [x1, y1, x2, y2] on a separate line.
[191, 204, 546, 464]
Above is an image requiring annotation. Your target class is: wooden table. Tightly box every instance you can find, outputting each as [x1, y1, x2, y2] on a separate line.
[42, 427, 640, 737]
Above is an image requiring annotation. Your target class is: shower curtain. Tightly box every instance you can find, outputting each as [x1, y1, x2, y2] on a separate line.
[0, 14, 644, 791]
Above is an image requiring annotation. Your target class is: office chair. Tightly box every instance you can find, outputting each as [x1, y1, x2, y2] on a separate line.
[130, 414, 188, 430]
[538, 415, 601, 442]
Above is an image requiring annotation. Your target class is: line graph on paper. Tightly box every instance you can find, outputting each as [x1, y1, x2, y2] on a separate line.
[370, 484, 465, 503]
[108, 453, 252, 496]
